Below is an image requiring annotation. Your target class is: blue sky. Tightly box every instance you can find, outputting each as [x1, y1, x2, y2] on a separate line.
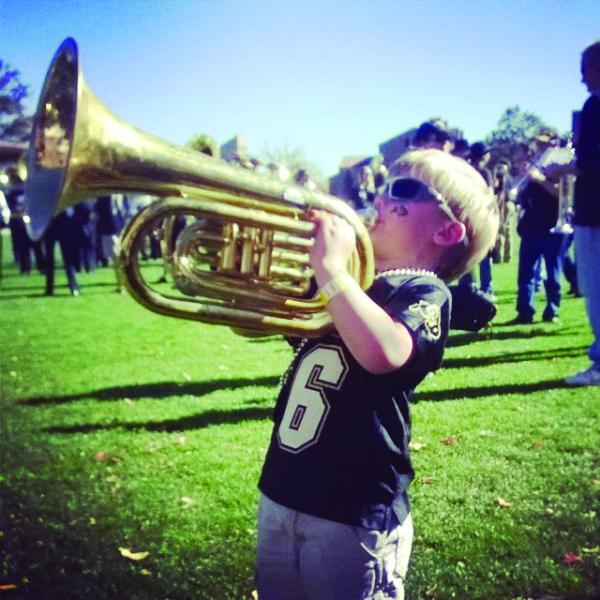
[1, 0, 599, 176]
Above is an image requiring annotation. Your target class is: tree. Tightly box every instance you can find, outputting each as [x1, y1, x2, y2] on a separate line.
[484, 105, 558, 164]
[185, 132, 220, 158]
[0, 59, 32, 141]
[260, 142, 327, 190]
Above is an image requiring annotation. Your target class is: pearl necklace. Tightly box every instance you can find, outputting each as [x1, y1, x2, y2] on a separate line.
[375, 267, 439, 280]
[278, 338, 308, 390]
[278, 268, 438, 390]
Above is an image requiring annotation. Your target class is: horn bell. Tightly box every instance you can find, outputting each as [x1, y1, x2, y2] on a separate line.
[25, 38, 375, 337]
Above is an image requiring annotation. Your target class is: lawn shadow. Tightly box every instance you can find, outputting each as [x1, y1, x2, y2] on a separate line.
[414, 377, 570, 402]
[442, 344, 589, 369]
[245, 336, 288, 344]
[44, 403, 274, 435]
[1, 281, 125, 299]
[447, 327, 570, 347]
[1, 291, 50, 299]
[21, 375, 280, 406]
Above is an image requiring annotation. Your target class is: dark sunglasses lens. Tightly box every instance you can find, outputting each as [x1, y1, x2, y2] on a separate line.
[390, 178, 422, 200]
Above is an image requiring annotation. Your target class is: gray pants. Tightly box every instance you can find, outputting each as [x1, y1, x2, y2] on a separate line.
[256, 493, 413, 600]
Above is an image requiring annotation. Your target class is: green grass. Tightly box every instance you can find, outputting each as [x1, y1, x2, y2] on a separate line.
[1, 232, 599, 600]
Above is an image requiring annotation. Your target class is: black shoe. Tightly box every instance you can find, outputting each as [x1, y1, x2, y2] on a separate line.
[509, 314, 534, 325]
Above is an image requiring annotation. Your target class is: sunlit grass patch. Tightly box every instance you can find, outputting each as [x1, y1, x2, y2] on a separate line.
[1, 236, 599, 599]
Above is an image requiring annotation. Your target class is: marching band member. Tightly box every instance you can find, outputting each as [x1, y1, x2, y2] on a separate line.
[255, 149, 499, 600]
[546, 40, 600, 386]
[511, 132, 568, 325]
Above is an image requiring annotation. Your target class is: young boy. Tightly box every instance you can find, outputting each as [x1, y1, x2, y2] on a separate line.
[256, 149, 499, 599]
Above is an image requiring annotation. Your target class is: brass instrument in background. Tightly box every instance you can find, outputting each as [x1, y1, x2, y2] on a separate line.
[551, 174, 575, 235]
[538, 144, 575, 236]
[25, 38, 374, 338]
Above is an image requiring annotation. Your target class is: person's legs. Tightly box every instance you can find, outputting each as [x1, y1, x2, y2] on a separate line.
[566, 226, 600, 385]
[503, 202, 515, 263]
[541, 233, 567, 321]
[516, 235, 540, 320]
[59, 236, 80, 295]
[256, 494, 414, 600]
[562, 233, 579, 294]
[44, 236, 56, 295]
[15, 221, 32, 274]
[297, 512, 413, 600]
[479, 252, 493, 295]
[575, 226, 600, 365]
[256, 494, 308, 600]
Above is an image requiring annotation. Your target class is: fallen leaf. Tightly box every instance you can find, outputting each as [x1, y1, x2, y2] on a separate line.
[442, 435, 457, 446]
[181, 496, 196, 509]
[94, 451, 121, 464]
[409, 441, 427, 452]
[421, 476, 436, 485]
[175, 435, 186, 446]
[561, 552, 582, 565]
[496, 497, 512, 508]
[140, 568, 152, 576]
[530, 439, 544, 449]
[89, 517, 97, 525]
[119, 547, 149, 561]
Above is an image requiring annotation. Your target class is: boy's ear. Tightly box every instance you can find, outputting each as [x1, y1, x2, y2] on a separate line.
[433, 221, 467, 247]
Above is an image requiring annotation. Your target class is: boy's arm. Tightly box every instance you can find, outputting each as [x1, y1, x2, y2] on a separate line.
[310, 211, 414, 375]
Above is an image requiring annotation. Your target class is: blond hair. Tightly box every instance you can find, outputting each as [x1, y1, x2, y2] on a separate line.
[389, 149, 499, 282]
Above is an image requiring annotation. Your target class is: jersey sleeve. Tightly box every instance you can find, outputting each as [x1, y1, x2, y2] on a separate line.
[372, 275, 452, 383]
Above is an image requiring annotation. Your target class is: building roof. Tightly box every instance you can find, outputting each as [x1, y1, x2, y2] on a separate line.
[337, 155, 372, 170]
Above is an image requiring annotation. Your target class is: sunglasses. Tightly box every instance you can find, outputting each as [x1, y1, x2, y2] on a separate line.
[384, 177, 470, 247]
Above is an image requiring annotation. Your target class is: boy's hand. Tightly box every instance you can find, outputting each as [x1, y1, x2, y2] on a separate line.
[309, 210, 356, 285]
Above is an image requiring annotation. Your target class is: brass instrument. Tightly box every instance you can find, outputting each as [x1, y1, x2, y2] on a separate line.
[551, 174, 575, 235]
[25, 38, 374, 337]
[540, 144, 575, 236]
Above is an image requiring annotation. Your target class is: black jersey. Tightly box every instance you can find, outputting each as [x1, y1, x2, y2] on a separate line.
[259, 271, 452, 532]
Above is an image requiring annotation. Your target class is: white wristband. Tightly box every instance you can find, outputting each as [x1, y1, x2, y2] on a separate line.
[319, 273, 352, 305]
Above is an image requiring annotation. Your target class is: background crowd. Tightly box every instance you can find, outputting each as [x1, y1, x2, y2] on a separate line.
[1, 40, 598, 388]
[0, 117, 583, 317]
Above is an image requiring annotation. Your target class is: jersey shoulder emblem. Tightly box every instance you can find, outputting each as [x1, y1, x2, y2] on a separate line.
[408, 300, 442, 340]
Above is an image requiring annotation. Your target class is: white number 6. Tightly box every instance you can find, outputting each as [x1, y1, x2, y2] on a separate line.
[277, 345, 348, 453]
